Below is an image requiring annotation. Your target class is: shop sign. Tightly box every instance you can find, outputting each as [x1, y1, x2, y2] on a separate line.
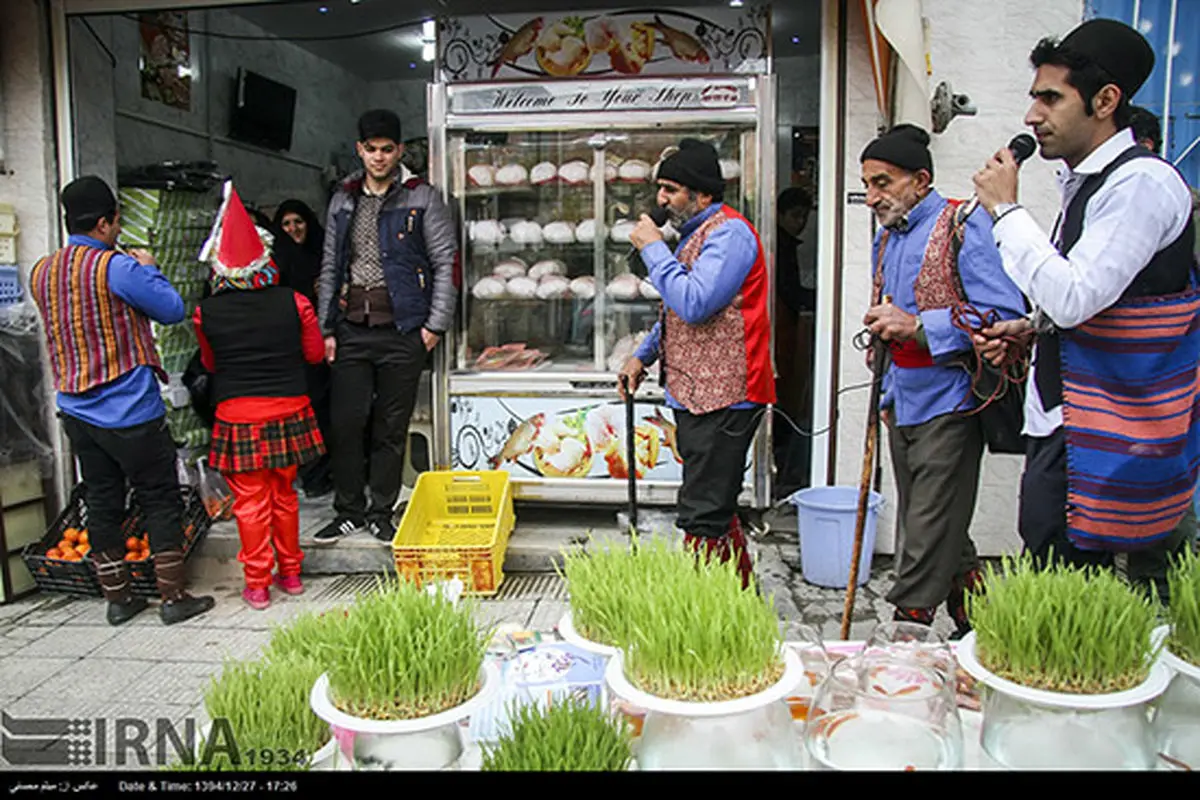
[447, 78, 755, 115]
[437, 7, 770, 83]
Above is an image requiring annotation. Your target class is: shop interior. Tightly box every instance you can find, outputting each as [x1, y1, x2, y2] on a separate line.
[65, 0, 822, 498]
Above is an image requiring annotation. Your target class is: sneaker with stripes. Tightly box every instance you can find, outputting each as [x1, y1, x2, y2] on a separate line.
[312, 516, 362, 546]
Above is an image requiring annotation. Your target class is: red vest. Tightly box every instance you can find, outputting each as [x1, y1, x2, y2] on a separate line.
[662, 205, 775, 414]
[30, 245, 166, 394]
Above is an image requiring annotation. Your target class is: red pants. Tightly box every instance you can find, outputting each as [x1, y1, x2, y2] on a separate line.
[224, 466, 304, 590]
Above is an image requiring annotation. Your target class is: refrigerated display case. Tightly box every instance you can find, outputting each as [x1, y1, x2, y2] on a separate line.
[428, 76, 776, 507]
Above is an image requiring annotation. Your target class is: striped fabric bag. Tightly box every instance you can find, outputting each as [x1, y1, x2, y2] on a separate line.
[1061, 290, 1200, 551]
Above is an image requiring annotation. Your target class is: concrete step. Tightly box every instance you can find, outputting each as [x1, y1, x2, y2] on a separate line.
[190, 496, 636, 576]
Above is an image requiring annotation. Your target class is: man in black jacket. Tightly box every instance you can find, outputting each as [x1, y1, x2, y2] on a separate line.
[313, 110, 458, 545]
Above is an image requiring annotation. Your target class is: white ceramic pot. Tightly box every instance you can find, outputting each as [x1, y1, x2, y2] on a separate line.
[957, 631, 1172, 770]
[604, 646, 806, 770]
[309, 661, 501, 771]
[1151, 624, 1200, 769]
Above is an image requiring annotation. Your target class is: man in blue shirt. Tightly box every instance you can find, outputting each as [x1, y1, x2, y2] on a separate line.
[860, 126, 1026, 637]
[619, 139, 774, 589]
[29, 176, 214, 626]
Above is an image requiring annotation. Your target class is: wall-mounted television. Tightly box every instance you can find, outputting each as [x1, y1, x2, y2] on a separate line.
[229, 68, 296, 152]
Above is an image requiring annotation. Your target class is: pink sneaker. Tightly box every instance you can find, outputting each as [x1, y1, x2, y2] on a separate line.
[273, 574, 304, 596]
[242, 587, 271, 610]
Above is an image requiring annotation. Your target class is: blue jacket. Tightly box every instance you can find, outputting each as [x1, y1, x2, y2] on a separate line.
[317, 168, 458, 336]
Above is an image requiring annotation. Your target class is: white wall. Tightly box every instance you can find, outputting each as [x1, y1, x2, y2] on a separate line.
[833, 0, 1085, 556]
[2, 0, 59, 276]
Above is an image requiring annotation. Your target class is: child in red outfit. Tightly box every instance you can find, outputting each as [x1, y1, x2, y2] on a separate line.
[193, 183, 326, 610]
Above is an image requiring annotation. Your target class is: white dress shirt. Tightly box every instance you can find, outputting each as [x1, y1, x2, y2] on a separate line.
[992, 128, 1195, 437]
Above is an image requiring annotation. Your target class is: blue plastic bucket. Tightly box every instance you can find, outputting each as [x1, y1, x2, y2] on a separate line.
[789, 486, 885, 589]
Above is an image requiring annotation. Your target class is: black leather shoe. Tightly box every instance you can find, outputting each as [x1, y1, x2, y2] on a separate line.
[160, 594, 215, 626]
[107, 597, 149, 626]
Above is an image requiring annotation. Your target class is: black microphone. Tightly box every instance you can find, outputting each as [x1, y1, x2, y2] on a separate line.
[957, 133, 1038, 223]
[627, 206, 671, 276]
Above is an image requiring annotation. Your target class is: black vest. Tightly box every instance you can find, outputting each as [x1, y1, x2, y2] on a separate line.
[1035, 146, 1198, 411]
[200, 286, 307, 405]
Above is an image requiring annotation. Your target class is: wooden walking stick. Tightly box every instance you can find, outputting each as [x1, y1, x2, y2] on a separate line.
[840, 328, 889, 640]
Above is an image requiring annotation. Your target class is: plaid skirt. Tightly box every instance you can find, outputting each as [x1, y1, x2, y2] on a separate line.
[209, 405, 326, 474]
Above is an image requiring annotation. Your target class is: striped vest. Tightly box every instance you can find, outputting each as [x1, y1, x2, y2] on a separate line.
[661, 206, 774, 415]
[1046, 147, 1200, 552]
[29, 245, 166, 395]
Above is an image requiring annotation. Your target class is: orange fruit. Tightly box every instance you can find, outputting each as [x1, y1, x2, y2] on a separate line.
[78, 530, 89, 545]
[62, 550, 82, 562]
[46, 548, 62, 560]
[76, 543, 91, 556]
[125, 552, 140, 561]
[59, 544, 77, 558]
[63, 528, 80, 544]
[57, 540, 70, 552]
[126, 536, 140, 552]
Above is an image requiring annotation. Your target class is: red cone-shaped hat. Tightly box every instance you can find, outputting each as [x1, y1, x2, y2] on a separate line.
[201, 181, 272, 278]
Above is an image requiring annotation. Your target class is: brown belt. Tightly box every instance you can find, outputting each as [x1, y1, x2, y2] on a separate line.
[344, 285, 393, 327]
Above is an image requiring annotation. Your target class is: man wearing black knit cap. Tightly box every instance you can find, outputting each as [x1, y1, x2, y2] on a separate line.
[314, 109, 459, 545]
[859, 125, 1025, 637]
[973, 19, 1197, 602]
[618, 138, 774, 589]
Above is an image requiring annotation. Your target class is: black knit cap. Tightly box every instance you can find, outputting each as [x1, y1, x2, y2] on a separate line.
[61, 175, 117, 223]
[656, 138, 724, 197]
[1058, 19, 1155, 98]
[358, 109, 402, 143]
[860, 124, 934, 179]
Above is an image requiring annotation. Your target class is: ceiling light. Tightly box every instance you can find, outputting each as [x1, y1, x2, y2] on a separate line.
[423, 19, 436, 40]
[422, 42, 435, 62]
[729, 0, 744, 7]
[791, 36, 799, 44]
[318, 6, 329, 13]
[409, 62, 417, 69]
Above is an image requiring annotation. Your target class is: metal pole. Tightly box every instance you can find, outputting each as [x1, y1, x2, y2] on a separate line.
[1162, 0, 1178, 160]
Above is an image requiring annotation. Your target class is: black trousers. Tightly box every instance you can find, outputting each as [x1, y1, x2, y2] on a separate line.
[675, 406, 761, 539]
[1020, 428, 1194, 604]
[330, 321, 426, 522]
[60, 413, 183, 555]
[885, 412, 984, 610]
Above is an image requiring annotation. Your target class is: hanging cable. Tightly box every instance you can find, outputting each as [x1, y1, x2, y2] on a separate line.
[117, 10, 427, 43]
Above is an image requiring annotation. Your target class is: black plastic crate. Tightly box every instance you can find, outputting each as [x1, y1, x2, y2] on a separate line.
[21, 484, 102, 598]
[21, 484, 213, 599]
[126, 486, 212, 599]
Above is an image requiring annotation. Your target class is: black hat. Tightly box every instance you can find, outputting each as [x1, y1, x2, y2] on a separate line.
[656, 138, 724, 197]
[358, 109, 402, 143]
[61, 175, 117, 224]
[860, 124, 934, 180]
[1059, 19, 1155, 99]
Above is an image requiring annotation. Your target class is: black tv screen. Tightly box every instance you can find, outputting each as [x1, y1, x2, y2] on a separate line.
[230, 68, 296, 152]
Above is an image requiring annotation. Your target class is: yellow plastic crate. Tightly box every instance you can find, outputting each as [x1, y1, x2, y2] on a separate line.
[391, 470, 515, 596]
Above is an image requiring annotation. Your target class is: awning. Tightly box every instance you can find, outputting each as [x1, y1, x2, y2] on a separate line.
[860, 0, 932, 131]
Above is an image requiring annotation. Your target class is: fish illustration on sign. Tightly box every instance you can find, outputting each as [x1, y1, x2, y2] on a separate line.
[491, 17, 543, 77]
[645, 408, 682, 464]
[650, 15, 710, 64]
[489, 412, 546, 468]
